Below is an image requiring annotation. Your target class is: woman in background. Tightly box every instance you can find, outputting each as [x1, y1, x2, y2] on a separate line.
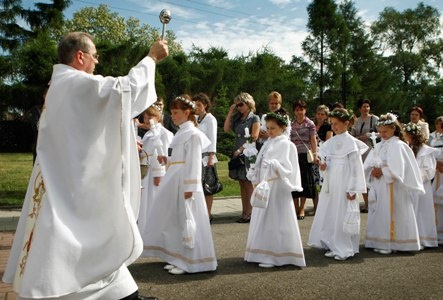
[193, 93, 219, 222]
[224, 92, 260, 223]
[290, 100, 318, 220]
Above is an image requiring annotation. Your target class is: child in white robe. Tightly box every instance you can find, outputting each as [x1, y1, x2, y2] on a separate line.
[404, 122, 438, 248]
[142, 95, 217, 275]
[364, 113, 424, 254]
[429, 116, 443, 244]
[308, 108, 368, 261]
[137, 105, 173, 240]
[245, 112, 305, 268]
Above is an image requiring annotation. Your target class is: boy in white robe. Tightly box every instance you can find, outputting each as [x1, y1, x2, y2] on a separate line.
[308, 108, 368, 261]
[2, 32, 168, 299]
[245, 112, 305, 268]
[142, 95, 217, 275]
[364, 113, 424, 254]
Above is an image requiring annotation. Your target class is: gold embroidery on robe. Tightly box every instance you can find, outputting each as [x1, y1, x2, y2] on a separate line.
[19, 169, 46, 276]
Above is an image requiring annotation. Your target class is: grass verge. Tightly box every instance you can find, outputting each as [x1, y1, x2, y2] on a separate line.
[0, 153, 239, 207]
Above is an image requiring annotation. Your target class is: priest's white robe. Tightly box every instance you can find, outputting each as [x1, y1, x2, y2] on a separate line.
[3, 56, 157, 299]
[308, 132, 368, 259]
[244, 135, 305, 267]
[430, 133, 443, 243]
[364, 136, 424, 251]
[142, 121, 217, 273]
[138, 125, 173, 239]
[410, 145, 438, 248]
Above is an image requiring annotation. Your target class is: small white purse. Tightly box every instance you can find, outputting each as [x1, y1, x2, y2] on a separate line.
[250, 167, 271, 209]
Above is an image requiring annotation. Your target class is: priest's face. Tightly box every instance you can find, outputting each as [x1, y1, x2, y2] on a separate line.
[80, 39, 99, 74]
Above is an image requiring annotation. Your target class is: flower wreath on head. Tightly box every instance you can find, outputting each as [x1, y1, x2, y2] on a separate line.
[404, 122, 421, 135]
[266, 112, 289, 127]
[329, 109, 353, 121]
[151, 103, 162, 113]
[376, 112, 397, 126]
[176, 96, 196, 109]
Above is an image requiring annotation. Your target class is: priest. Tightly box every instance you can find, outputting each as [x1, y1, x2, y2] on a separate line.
[2, 32, 168, 299]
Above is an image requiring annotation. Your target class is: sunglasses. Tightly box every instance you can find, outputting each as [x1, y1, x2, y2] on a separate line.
[236, 102, 245, 108]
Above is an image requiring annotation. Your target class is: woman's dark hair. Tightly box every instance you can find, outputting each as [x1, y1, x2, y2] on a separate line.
[292, 99, 307, 111]
[409, 106, 424, 119]
[192, 92, 211, 112]
[357, 99, 371, 109]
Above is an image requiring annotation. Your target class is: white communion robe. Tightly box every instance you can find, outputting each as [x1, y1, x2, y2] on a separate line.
[364, 136, 424, 251]
[3, 56, 157, 299]
[411, 145, 438, 248]
[138, 124, 173, 239]
[142, 121, 218, 273]
[244, 135, 305, 267]
[430, 134, 443, 243]
[308, 132, 368, 259]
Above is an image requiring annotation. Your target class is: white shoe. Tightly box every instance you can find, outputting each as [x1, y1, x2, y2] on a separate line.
[373, 248, 381, 253]
[169, 267, 186, 275]
[164, 264, 175, 270]
[334, 255, 348, 261]
[258, 263, 275, 268]
[324, 251, 335, 257]
[379, 249, 392, 255]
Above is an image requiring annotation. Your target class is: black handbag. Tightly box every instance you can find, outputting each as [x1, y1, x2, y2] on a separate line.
[202, 165, 223, 196]
[228, 154, 245, 170]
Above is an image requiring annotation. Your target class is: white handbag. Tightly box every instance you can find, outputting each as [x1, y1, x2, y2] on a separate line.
[343, 200, 360, 236]
[251, 167, 271, 209]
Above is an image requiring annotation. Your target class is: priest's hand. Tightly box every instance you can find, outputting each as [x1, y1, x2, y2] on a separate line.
[184, 192, 192, 199]
[148, 40, 169, 63]
[153, 176, 161, 186]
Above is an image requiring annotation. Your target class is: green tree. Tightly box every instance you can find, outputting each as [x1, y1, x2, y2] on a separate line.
[1, 0, 70, 118]
[64, 4, 182, 56]
[303, 0, 343, 104]
[371, 2, 443, 114]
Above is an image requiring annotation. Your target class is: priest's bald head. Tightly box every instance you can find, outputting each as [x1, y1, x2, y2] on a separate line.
[58, 32, 99, 74]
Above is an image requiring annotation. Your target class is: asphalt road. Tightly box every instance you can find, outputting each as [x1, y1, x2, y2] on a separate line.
[132, 213, 443, 300]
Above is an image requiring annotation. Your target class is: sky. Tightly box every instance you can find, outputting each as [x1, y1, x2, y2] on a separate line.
[21, 0, 443, 62]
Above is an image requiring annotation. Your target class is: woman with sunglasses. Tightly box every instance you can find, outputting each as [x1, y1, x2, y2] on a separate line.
[224, 92, 260, 223]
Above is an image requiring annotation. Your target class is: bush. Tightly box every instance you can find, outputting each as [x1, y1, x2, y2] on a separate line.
[0, 121, 34, 152]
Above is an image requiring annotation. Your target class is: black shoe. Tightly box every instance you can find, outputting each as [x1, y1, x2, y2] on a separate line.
[209, 214, 214, 223]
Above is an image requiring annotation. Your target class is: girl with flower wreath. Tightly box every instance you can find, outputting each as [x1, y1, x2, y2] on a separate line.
[142, 95, 217, 275]
[308, 108, 368, 261]
[245, 112, 305, 268]
[404, 122, 438, 249]
[363, 113, 424, 255]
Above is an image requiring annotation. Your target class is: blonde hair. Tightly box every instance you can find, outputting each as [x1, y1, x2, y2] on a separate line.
[268, 91, 282, 104]
[234, 92, 256, 112]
